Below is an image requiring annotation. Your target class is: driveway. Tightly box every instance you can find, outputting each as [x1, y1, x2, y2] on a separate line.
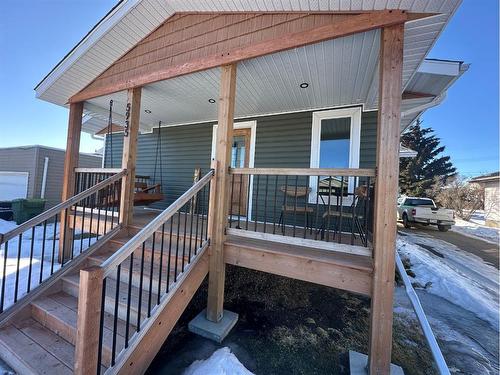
[398, 223, 499, 269]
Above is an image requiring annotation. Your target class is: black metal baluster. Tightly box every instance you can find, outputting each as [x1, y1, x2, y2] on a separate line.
[71, 204, 77, 259]
[273, 175, 279, 234]
[50, 214, 57, 275]
[263, 175, 269, 233]
[237, 174, 243, 228]
[292, 175, 299, 237]
[111, 264, 121, 366]
[304, 176, 310, 238]
[166, 219, 174, 293]
[254, 175, 260, 232]
[204, 183, 210, 241]
[182, 208, 188, 272]
[38, 220, 47, 284]
[282, 175, 288, 235]
[0, 241, 8, 312]
[97, 277, 106, 375]
[80, 195, 86, 254]
[245, 176, 251, 230]
[338, 177, 345, 244]
[314, 176, 321, 240]
[14, 233, 22, 302]
[194, 192, 200, 254]
[88, 193, 94, 248]
[27, 226, 35, 293]
[96, 185, 102, 240]
[199, 188, 205, 248]
[125, 253, 133, 348]
[174, 212, 181, 282]
[157, 223, 165, 304]
[188, 199, 195, 262]
[137, 243, 145, 330]
[148, 233, 156, 317]
[326, 176, 332, 242]
[351, 177, 357, 245]
[229, 174, 235, 228]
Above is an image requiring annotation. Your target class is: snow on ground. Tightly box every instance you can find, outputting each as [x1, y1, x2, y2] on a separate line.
[0, 219, 96, 310]
[397, 233, 499, 329]
[451, 211, 500, 244]
[184, 347, 254, 375]
[396, 232, 499, 373]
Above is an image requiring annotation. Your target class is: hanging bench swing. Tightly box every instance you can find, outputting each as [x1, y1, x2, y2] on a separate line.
[104, 100, 164, 206]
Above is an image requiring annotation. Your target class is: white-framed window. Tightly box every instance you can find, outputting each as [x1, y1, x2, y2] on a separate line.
[309, 107, 361, 205]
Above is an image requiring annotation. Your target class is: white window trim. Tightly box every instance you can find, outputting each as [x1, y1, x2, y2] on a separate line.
[309, 107, 362, 205]
[211, 120, 257, 219]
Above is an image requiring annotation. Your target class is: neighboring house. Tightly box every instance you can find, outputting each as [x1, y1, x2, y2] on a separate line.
[470, 172, 500, 227]
[0, 145, 102, 208]
[0, 3, 467, 375]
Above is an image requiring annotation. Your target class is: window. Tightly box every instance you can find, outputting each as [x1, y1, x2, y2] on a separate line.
[309, 107, 361, 204]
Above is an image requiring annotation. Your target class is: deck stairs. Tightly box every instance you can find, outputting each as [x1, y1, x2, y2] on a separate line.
[0, 224, 208, 375]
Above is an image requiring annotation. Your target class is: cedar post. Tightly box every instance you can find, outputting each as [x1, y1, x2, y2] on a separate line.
[59, 101, 84, 263]
[368, 23, 404, 374]
[119, 87, 142, 226]
[74, 266, 104, 375]
[206, 64, 237, 322]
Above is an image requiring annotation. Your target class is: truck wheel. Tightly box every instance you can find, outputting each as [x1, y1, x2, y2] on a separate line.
[438, 225, 450, 232]
[403, 214, 411, 229]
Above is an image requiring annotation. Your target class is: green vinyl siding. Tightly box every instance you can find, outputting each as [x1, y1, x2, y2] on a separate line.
[105, 108, 377, 213]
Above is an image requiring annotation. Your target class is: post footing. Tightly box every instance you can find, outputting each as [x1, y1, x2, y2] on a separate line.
[349, 351, 404, 375]
[188, 308, 238, 343]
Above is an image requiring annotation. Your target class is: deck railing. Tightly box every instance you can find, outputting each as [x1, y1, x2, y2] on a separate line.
[73, 169, 214, 374]
[228, 168, 375, 250]
[0, 170, 126, 321]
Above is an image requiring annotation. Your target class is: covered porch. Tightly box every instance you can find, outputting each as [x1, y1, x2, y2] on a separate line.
[30, 3, 465, 374]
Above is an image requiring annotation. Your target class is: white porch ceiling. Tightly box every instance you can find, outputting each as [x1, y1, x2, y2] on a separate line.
[35, 0, 462, 108]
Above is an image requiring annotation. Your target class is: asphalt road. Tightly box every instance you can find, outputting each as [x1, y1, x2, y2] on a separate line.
[398, 223, 499, 269]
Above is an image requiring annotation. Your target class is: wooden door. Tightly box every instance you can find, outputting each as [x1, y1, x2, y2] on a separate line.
[230, 128, 251, 216]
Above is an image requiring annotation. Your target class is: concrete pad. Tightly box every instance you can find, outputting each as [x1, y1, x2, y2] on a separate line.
[188, 309, 239, 343]
[349, 351, 405, 375]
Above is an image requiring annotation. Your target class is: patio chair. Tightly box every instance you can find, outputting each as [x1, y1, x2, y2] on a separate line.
[278, 185, 313, 234]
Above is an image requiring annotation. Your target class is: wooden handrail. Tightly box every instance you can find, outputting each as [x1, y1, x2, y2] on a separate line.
[74, 167, 123, 174]
[230, 167, 376, 177]
[0, 169, 127, 244]
[101, 169, 214, 277]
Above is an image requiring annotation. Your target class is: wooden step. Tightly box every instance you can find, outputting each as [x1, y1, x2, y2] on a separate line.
[30, 292, 131, 367]
[0, 320, 73, 375]
[224, 235, 374, 296]
[62, 273, 156, 324]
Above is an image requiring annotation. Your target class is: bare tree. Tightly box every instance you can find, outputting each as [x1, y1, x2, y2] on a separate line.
[432, 176, 484, 221]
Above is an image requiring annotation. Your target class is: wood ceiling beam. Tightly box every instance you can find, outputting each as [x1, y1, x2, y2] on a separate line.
[70, 10, 411, 103]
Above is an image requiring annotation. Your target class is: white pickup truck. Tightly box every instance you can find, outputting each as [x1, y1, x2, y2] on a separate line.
[397, 196, 455, 232]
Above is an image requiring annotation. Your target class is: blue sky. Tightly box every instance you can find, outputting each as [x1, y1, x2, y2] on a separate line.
[0, 0, 498, 177]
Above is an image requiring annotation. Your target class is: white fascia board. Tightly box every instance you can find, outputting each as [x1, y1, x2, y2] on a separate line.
[35, 0, 142, 98]
[418, 59, 462, 76]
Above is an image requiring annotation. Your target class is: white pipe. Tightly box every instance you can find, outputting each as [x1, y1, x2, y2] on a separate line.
[40, 157, 49, 199]
[395, 251, 450, 375]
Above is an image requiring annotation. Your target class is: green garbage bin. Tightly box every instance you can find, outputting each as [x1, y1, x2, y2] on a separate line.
[11, 199, 46, 224]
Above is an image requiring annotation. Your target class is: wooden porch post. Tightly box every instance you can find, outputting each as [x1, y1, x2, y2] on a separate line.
[59, 101, 84, 262]
[119, 87, 142, 226]
[368, 23, 404, 374]
[206, 64, 237, 322]
[74, 266, 104, 375]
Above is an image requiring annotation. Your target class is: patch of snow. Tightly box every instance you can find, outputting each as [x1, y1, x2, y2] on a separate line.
[0, 219, 97, 310]
[397, 234, 499, 330]
[184, 347, 254, 375]
[452, 217, 499, 245]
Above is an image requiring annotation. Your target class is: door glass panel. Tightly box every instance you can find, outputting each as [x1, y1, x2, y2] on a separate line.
[231, 135, 246, 168]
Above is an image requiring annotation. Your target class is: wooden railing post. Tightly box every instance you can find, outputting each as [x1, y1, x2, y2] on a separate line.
[119, 87, 142, 226]
[368, 23, 404, 374]
[206, 64, 237, 322]
[59, 101, 84, 263]
[74, 266, 104, 375]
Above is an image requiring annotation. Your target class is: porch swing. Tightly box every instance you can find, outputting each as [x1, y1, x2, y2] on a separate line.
[132, 121, 164, 206]
[104, 101, 164, 206]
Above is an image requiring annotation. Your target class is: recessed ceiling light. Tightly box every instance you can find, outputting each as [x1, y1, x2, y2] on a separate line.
[208, 98, 216, 103]
[299, 82, 309, 89]
[144, 109, 152, 114]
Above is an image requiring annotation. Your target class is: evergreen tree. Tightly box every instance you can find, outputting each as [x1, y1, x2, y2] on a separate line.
[399, 119, 456, 197]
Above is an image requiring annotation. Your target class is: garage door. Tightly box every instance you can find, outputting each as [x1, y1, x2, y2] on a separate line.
[0, 172, 29, 200]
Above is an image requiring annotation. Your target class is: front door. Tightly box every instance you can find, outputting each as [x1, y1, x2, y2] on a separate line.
[230, 128, 250, 216]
